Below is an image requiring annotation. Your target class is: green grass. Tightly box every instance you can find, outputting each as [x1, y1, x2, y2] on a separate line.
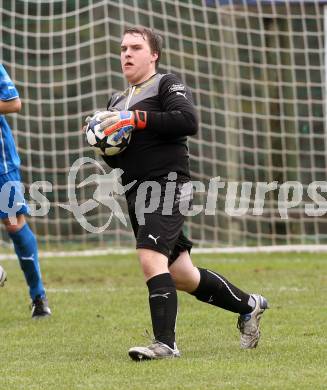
[0, 252, 326, 389]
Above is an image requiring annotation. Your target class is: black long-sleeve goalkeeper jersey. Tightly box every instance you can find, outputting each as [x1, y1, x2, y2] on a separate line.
[102, 72, 198, 187]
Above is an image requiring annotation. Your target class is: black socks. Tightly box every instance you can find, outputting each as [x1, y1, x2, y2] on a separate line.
[146, 268, 253, 348]
[147, 273, 177, 349]
[190, 268, 254, 314]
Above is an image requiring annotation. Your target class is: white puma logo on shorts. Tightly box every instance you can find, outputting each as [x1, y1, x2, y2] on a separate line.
[148, 234, 160, 244]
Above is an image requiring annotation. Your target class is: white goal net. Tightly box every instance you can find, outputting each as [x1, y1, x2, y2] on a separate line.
[0, 0, 326, 251]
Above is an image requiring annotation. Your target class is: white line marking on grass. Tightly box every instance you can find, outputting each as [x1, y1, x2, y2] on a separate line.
[47, 287, 115, 294]
[2, 243, 327, 261]
[46, 286, 142, 294]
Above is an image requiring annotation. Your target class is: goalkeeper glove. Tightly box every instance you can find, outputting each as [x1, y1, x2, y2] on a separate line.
[101, 110, 147, 142]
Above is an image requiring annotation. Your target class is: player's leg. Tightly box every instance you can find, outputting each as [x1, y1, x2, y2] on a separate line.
[3, 214, 51, 318]
[170, 250, 255, 312]
[138, 249, 177, 350]
[0, 170, 51, 318]
[127, 182, 181, 361]
[169, 248, 268, 349]
[128, 248, 180, 361]
[128, 228, 180, 360]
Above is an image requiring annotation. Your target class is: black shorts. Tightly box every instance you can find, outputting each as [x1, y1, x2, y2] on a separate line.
[126, 175, 193, 266]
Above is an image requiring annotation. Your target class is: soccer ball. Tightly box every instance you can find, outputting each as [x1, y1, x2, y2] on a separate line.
[85, 111, 131, 156]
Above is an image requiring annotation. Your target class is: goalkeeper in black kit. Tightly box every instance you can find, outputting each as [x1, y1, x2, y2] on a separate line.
[91, 26, 269, 361]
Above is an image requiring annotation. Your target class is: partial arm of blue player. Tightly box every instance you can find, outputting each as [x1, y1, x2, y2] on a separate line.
[0, 98, 21, 114]
[0, 64, 20, 102]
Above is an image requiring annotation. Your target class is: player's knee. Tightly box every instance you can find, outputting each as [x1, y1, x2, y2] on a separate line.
[170, 274, 196, 293]
[170, 275, 186, 291]
[138, 249, 169, 280]
[170, 265, 200, 293]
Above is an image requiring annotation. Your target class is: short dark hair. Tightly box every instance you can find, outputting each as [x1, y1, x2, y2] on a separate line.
[123, 26, 163, 69]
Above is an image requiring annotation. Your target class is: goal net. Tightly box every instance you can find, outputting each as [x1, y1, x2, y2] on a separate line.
[0, 0, 326, 251]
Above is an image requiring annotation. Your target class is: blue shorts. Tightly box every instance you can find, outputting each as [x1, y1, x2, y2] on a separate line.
[0, 169, 29, 219]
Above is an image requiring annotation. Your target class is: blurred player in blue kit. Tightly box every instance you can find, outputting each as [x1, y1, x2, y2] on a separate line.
[0, 64, 51, 318]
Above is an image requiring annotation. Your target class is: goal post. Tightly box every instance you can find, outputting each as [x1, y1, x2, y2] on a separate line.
[0, 0, 326, 252]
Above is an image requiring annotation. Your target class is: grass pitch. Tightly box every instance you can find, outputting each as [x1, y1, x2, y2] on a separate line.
[0, 252, 326, 390]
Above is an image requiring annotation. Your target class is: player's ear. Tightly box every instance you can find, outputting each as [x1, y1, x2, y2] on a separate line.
[151, 51, 158, 63]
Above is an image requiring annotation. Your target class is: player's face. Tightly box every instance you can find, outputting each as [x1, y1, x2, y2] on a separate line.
[121, 33, 158, 85]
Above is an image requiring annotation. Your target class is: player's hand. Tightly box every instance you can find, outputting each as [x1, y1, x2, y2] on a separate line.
[81, 111, 100, 133]
[101, 111, 147, 141]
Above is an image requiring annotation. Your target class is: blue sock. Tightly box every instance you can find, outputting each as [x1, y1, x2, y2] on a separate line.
[9, 223, 45, 300]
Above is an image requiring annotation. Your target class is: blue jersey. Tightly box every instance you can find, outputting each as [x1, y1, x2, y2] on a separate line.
[0, 64, 20, 175]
